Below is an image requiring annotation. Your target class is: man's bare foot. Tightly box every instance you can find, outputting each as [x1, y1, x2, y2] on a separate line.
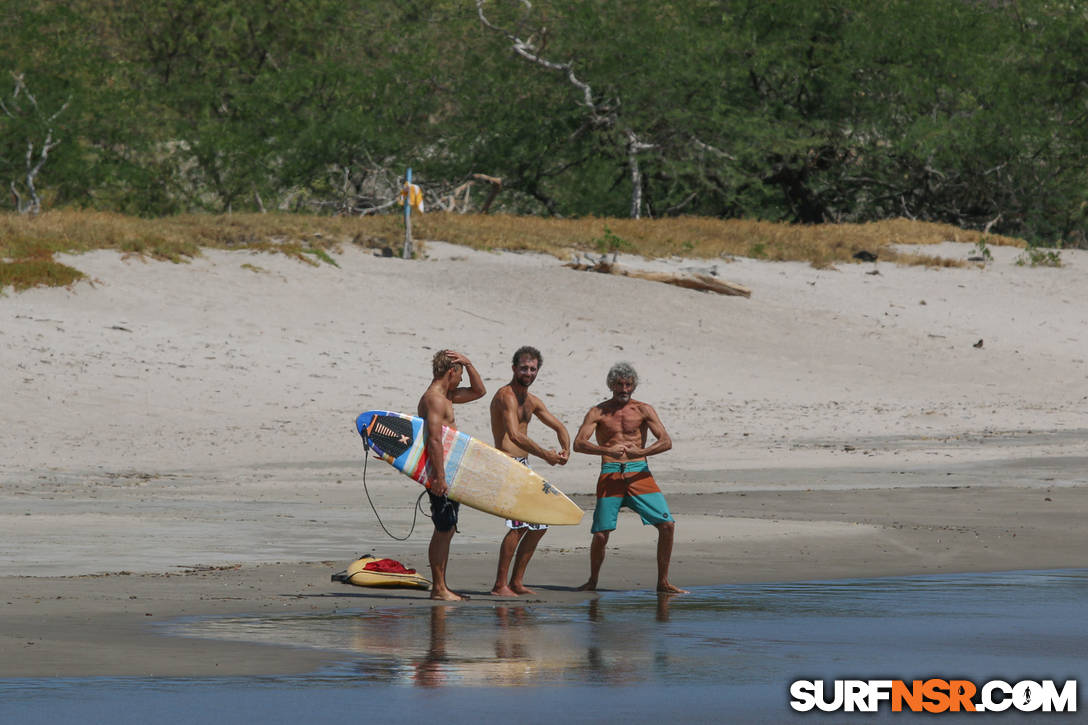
[510, 583, 535, 595]
[657, 582, 689, 594]
[490, 584, 518, 597]
[431, 589, 470, 601]
[576, 580, 597, 591]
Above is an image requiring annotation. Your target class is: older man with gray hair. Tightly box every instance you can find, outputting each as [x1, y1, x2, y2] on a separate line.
[573, 362, 687, 594]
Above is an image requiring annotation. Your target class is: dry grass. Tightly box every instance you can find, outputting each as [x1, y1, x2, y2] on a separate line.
[407, 215, 1024, 265]
[0, 258, 86, 291]
[1, 210, 1026, 290]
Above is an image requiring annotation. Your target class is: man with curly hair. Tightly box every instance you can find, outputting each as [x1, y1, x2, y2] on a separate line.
[574, 362, 687, 594]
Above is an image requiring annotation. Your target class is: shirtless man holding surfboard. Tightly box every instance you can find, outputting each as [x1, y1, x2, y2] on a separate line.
[489, 346, 571, 596]
[418, 349, 486, 601]
[574, 362, 688, 594]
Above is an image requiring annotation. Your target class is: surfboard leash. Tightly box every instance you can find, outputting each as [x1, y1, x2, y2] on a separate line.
[360, 437, 427, 541]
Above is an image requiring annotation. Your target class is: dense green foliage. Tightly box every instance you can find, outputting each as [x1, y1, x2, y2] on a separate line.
[2, 0, 1086, 244]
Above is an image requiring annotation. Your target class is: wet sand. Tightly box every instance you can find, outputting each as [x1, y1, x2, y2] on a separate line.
[4, 473, 1086, 677]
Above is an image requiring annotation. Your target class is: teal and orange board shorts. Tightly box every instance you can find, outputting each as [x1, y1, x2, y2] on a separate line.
[590, 460, 674, 533]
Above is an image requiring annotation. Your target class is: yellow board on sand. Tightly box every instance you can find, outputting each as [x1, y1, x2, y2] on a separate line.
[332, 556, 431, 589]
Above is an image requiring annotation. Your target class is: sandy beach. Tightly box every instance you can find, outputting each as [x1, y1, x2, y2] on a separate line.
[2, 238, 1086, 678]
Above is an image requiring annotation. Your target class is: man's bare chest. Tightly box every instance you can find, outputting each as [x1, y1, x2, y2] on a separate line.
[599, 411, 644, 438]
[514, 401, 535, 427]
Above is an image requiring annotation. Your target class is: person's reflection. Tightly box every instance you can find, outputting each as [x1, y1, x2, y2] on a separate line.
[414, 604, 452, 688]
[652, 594, 676, 675]
[585, 597, 604, 675]
[656, 592, 675, 622]
[494, 605, 530, 660]
[587, 597, 603, 623]
[584, 595, 678, 684]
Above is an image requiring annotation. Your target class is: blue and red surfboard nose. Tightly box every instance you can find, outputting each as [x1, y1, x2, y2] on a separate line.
[355, 411, 375, 438]
[356, 410, 415, 459]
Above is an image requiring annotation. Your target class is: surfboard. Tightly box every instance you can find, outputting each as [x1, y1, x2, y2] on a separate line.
[331, 556, 431, 590]
[355, 410, 583, 526]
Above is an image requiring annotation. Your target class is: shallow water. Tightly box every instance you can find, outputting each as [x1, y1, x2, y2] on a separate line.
[3, 570, 1085, 723]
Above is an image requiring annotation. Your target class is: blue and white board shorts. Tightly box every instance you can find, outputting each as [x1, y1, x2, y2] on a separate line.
[506, 457, 548, 531]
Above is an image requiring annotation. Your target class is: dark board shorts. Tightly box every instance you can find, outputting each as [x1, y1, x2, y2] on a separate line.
[428, 492, 460, 532]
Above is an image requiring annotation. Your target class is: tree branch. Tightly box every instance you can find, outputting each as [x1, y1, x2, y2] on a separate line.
[4, 73, 69, 214]
[477, 0, 654, 217]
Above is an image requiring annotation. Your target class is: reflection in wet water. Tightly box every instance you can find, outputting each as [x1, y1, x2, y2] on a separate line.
[179, 596, 696, 688]
[169, 570, 1088, 689]
[3, 571, 1087, 725]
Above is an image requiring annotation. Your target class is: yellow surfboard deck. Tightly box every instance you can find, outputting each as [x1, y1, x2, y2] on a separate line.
[356, 410, 584, 525]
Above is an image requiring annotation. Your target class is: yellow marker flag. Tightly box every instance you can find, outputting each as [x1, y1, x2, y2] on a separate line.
[399, 183, 424, 213]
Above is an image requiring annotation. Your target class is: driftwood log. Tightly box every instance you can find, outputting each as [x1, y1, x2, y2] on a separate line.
[564, 259, 751, 298]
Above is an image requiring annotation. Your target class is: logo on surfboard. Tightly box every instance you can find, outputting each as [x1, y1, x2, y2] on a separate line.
[366, 415, 414, 459]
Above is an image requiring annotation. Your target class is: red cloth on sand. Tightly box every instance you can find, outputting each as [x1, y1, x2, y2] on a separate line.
[363, 558, 417, 575]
